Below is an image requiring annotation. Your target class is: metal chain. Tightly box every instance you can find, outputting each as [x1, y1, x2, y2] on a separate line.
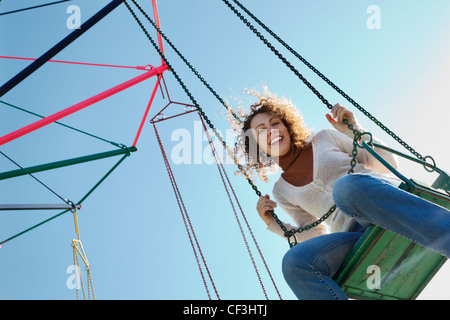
[222, 0, 425, 161]
[272, 119, 366, 247]
[124, 1, 261, 198]
[124, 2, 305, 243]
[72, 243, 80, 300]
[129, 0, 242, 124]
[125, 0, 367, 247]
[86, 268, 95, 300]
[154, 123, 219, 299]
[221, 0, 334, 110]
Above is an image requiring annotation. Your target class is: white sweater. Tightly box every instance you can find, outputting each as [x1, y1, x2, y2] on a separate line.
[267, 126, 400, 243]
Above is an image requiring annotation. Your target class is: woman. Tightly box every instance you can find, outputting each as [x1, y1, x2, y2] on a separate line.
[233, 88, 450, 300]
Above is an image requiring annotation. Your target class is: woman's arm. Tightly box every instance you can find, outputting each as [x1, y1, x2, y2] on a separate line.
[326, 103, 399, 173]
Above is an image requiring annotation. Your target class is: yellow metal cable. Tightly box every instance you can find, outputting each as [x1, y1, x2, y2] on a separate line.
[71, 209, 95, 300]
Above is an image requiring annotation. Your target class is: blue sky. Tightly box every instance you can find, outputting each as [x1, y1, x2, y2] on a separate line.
[0, 0, 449, 300]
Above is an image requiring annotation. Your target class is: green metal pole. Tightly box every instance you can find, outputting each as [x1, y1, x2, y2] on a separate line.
[0, 146, 136, 181]
[361, 141, 414, 191]
[0, 154, 129, 246]
[372, 142, 443, 174]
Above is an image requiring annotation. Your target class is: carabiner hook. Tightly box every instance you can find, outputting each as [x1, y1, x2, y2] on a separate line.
[288, 234, 298, 248]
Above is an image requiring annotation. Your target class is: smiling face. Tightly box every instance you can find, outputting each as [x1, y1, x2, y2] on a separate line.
[250, 112, 291, 158]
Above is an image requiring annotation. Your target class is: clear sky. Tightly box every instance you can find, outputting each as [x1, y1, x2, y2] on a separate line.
[0, 0, 449, 300]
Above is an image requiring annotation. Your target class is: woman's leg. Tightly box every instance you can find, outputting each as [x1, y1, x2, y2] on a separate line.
[282, 231, 363, 300]
[332, 174, 450, 258]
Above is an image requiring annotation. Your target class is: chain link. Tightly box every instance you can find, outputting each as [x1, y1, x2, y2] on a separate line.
[124, 1, 262, 204]
[128, 0, 242, 124]
[221, 0, 334, 111]
[224, 0, 425, 161]
[126, 0, 395, 248]
[125, 0, 354, 247]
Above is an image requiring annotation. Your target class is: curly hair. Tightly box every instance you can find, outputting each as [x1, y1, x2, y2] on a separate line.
[228, 86, 312, 182]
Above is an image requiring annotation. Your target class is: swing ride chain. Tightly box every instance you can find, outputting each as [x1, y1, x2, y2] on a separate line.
[221, 0, 426, 162]
[124, 0, 294, 239]
[221, 0, 333, 111]
[124, 0, 268, 199]
[125, 1, 234, 153]
[125, 0, 370, 247]
[127, 0, 242, 124]
[278, 120, 369, 246]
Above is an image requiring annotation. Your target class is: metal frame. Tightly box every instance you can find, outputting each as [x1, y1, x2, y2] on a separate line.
[0, 204, 81, 211]
[333, 139, 449, 300]
[0, 0, 126, 98]
[1, 0, 168, 242]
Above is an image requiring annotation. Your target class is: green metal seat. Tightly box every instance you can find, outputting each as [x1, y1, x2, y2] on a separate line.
[334, 178, 449, 300]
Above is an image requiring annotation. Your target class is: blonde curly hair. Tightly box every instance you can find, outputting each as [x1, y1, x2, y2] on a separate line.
[227, 86, 312, 182]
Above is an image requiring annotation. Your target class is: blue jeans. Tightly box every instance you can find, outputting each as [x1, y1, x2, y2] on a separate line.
[282, 174, 450, 300]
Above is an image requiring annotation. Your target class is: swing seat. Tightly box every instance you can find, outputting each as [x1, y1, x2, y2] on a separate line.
[334, 179, 449, 300]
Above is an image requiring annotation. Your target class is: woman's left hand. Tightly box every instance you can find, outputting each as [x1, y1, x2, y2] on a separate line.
[325, 103, 357, 133]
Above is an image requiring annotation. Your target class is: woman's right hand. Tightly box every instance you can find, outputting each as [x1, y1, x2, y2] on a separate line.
[257, 194, 276, 226]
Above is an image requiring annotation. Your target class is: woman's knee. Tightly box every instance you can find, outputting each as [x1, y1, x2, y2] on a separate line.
[333, 175, 357, 206]
[281, 245, 313, 280]
[332, 174, 372, 210]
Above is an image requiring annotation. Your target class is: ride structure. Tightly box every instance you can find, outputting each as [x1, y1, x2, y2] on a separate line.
[0, 0, 168, 300]
[1, 0, 449, 300]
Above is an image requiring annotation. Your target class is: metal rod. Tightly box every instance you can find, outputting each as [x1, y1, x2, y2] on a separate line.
[151, 0, 165, 64]
[413, 184, 450, 203]
[0, 0, 73, 16]
[0, 55, 149, 71]
[0, 0, 125, 97]
[0, 204, 81, 210]
[132, 76, 162, 147]
[0, 154, 128, 246]
[150, 109, 198, 124]
[0, 146, 137, 181]
[372, 143, 442, 174]
[0, 64, 168, 146]
[362, 141, 415, 191]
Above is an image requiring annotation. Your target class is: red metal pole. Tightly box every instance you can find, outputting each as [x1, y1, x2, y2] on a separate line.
[151, 0, 165, 65]
[0, 64, 168, 146]
[131, 0, 167, 146]
[132, 76, 161, 147]
[0, 55, 151, 71]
